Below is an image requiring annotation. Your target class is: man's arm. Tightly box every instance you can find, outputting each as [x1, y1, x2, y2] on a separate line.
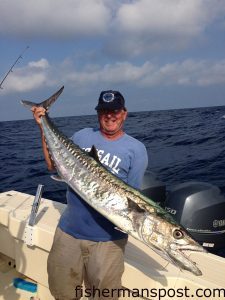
[32, 107, 55, 171]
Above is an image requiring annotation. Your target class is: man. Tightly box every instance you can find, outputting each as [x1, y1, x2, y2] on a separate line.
[32, 90, 148, 300]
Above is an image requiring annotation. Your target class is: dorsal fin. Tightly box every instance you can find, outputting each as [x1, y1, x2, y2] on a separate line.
[127, 198, 145, 213]
[89, 145, 100, 162]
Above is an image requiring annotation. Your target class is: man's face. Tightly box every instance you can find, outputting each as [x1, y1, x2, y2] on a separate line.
[98, 109, 128, 136]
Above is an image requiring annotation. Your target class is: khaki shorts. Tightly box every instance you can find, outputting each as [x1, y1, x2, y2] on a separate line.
[47, 227, 127, 300]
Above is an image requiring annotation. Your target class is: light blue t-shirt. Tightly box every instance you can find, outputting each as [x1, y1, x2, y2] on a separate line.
[59, 128, 148, 241]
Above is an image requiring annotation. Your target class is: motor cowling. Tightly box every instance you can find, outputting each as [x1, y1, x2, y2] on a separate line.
[164, 182, 225, 253]
[141, 171, 166, 205]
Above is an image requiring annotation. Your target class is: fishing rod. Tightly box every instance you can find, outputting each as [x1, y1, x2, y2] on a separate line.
[0, 46, 29, 89]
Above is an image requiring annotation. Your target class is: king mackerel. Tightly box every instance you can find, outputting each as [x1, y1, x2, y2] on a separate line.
[21, 86, 206, 276]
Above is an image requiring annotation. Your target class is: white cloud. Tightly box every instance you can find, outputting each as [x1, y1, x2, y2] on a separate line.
[107, 0, 225, 56]
[0, 0, 111, 38]
[2, 58, 51, 92]
[0, 0, 224, 53]
[140, 59, 225, 87]
[66, 59, 225, 88]
[3, 57, 225, 94]
[116, 0, 210, 35]
[28, 59, 50, 69]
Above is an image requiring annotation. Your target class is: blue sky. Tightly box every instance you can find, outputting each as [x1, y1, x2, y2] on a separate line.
[1, 0, 225, 121]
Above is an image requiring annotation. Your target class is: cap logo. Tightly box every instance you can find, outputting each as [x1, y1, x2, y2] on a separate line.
[102, 92, 114, 103]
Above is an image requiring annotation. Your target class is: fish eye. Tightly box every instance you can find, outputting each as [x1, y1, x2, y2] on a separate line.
[173, 229, 184, 239]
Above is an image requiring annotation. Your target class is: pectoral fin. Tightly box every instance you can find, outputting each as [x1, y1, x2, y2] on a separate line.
[114, 227, 127, 234]
[51, 175, 65, 182]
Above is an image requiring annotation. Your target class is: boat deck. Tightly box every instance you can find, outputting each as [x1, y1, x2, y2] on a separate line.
[0, 191, 224, 299]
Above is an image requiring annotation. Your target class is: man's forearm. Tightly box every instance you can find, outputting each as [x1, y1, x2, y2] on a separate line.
[40, 127, 55, 171]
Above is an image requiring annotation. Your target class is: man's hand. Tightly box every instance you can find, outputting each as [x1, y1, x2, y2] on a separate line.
[31, 106, 46, 125]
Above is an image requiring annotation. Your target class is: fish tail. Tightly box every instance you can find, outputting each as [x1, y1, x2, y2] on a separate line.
[20, 86, 64, 111]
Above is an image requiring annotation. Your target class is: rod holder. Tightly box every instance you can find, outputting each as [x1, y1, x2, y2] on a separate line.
[28, 184, 44, 226]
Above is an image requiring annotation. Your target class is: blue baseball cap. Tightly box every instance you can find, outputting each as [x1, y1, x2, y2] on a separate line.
[95, 90, 126, 111]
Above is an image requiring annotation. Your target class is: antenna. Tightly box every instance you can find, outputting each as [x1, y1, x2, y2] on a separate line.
[0, 46, 29, 89]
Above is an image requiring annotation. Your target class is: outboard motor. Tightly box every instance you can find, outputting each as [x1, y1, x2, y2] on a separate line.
[164, 181, 225, 255]
[141, 171, 166, 206]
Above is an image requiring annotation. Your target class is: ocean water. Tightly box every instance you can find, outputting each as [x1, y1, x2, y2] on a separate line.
[1, 106, 225, 203]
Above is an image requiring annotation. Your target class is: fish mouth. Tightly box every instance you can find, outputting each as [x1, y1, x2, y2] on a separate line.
[169, 244, 207, 276]
[177, 243, 207, 253]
